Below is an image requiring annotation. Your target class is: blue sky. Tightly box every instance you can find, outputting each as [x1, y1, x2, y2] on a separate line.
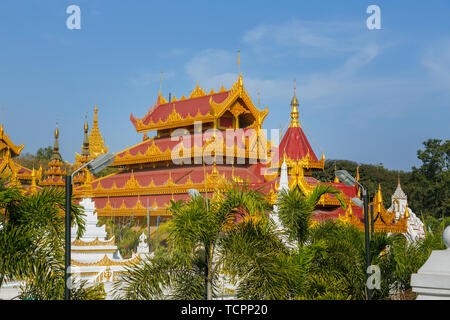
[0, 0, 449, 171]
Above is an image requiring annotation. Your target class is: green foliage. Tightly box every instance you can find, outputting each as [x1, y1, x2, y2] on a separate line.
[35, 146, 53, 160]
[304, 221, 390, 299]
[312, 159, 409, 209]
[408, 139, 449, 218]
[100, 217, 141, 259]
[113, 182, 272, 300]
[0, 180, 105, 300]
[94, 166, 120, 178]
[16, 146, 55, 174]
[313, 138, 449, 219]
[113, 247, 206, 300]
[221, 215, 308, 299]
[276, 184, 345, 247]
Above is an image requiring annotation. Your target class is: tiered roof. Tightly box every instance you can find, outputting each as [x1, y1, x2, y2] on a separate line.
[0, 124, 41, 190]
[40, 124, 66, 187]
[74, 75, 272, 216]
[89, 106, 108, 158]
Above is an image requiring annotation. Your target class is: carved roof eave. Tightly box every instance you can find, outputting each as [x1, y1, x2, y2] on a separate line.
[71, 253, 141, 267]
[0, 125, 25, 157]
[209, 77, 268, 125]
[264, 153, 325, 178]
[338, 199, 408, 234]
[0, 155, 38, 182]
[133, 105, 216, 133]
[111, 141, 267, 167]
[71, 236, 116, 247]
[72, 167, 228, 199]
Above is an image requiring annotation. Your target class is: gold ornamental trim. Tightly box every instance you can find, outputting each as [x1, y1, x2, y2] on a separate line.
[71, 254, 141, 267]
[73, 167, 228, 199]
[71, 237, 116, 247]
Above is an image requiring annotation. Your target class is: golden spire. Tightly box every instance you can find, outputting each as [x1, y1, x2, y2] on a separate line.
[289, 78, 300, 128]
[51, 122, 62, 162]
[334, 162, 340, 183]
[89, 106, 108, 158]
[356, 166, 360, 182]
[31, 168, 37, 193]
[82, 116, 90, 157]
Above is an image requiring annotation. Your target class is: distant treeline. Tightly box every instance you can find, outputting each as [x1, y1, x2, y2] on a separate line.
[313, 139, 449, 219]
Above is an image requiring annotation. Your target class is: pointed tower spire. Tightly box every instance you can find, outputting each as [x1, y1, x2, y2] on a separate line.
[289, 79, 300, 128]
[334, 162, 340, 183]
[51, 122, 62, 162]
[355, 166, 361, 197]
[89, 106, 108, 158]
[392, 175, 407, 200]
[82, 116, 90, 157]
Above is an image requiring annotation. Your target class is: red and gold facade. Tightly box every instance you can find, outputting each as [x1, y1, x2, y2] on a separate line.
[67, 74, 406, 233]
[73, 75, 271, 221]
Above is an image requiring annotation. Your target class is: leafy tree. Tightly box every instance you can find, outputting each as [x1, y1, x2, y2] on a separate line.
[35, 146, 53, 161]
[276, 184, 345, 247]
[0, 180, 105, 299]
[305, 221, 391, 300]
[408, 139, 449, 218]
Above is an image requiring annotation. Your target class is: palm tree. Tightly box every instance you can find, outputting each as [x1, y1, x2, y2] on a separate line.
[0, 179, 105, 299]
[220, 214, 310, 299]
[219, 184, 347, 299]
[275, 184, 346, 247]
[304, 220, 391, 299]
[113, 181, 271, 300]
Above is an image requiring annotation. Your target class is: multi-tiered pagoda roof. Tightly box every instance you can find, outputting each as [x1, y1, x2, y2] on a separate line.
[72, 74, 407, 234]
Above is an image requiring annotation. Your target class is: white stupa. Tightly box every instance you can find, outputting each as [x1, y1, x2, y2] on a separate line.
[388, 179, 425, 242]
[70, 198, 146, 298]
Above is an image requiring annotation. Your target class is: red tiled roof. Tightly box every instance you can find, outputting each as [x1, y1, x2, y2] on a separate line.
[115, 129, 252, 161]
[278, 125, 318, 162]
[88, 163, 266, 191]
[130, 91, 229, 130]
[312, 205, 364, 222]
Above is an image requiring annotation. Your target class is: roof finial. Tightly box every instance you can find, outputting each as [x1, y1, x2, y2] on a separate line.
[82, 114, 90, 156]
[237, 49, 241, 75]
[289, 78, 300, 128]
[334, 162, 340, 183]
[51, 121, 62, 162]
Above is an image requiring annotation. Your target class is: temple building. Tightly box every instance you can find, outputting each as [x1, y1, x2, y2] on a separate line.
[73, 75, 271, 228]
[40, 124, 66, 188]
[0, 124, 41, 192]
[69, 74, 416, 237]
